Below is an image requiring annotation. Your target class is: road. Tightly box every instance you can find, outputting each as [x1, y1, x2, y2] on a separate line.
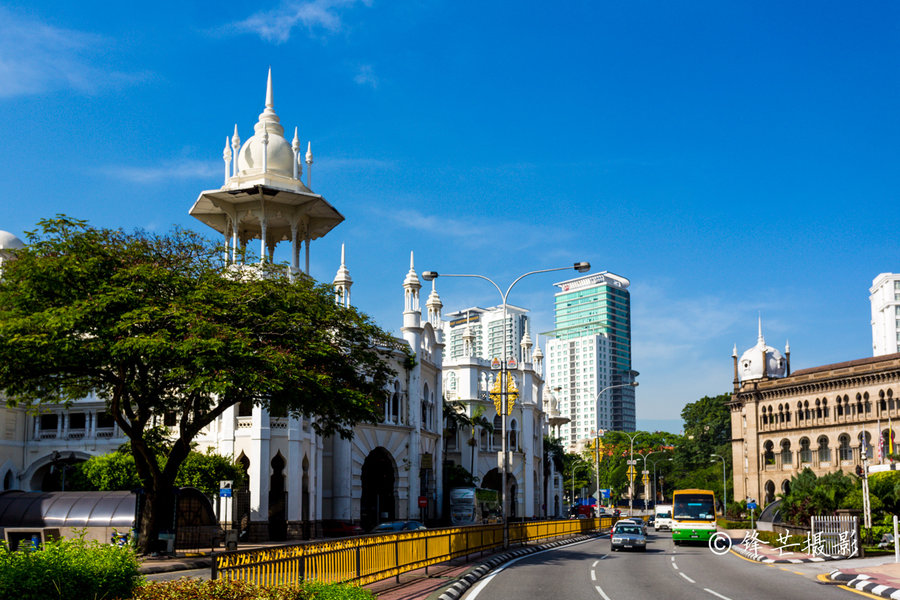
[462, 529, 857, 600]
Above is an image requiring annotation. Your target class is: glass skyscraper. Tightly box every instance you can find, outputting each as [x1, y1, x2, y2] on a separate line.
[545, 272, 636, 445]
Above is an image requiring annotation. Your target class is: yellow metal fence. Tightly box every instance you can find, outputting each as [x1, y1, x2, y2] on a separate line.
[213, 517, 612, 586]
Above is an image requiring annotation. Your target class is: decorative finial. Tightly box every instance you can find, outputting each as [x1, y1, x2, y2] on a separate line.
[292, 127, 299, 150]
[757, 313, 765, 345]
[305, 141, 313, 165]
[785, 340, 790, 353]
[732, 344, 738, 358]
[341, 243, 346, 266]
[292, 127, 300, 179]
[223, 137, 232, 182]
[409, 250, 414, 270]
[232, 124, 240, 147]
[266, 67, 274, 109]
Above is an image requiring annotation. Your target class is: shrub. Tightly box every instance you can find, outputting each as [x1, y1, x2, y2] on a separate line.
[133, 579, 376, 600]
[0, 534, 142, 600]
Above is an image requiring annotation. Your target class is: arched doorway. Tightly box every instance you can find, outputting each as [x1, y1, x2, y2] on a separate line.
[268, 453, 287, 541]
[33, 452, 84, 491]
[361, 448, 396, 531]
[764, 480, 775, 505]
[301, 456, 311, 539]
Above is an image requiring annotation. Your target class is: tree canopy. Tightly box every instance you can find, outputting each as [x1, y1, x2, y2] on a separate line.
[0, 217, 399, 551]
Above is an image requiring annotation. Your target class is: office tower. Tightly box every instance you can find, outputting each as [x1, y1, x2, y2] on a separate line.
[871, 273, 900, 356]
[545, 272, 635, 445]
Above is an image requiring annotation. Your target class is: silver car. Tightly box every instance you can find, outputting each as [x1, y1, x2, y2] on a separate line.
[610, 522, 647, 551]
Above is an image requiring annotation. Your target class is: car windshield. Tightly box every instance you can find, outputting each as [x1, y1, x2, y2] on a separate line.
[616, 526, 640, 535]
[674, 494, 715, 520]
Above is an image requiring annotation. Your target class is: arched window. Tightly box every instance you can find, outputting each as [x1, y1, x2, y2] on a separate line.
[859, 431, 873, 459]
[797, 402, 803, 422]
[799, 437, 811, 464]
[492, 415, 502, 450]
[479, 428, 488, 450]
[817, 436, 830, 463]
[390, 381, 401, 424]
[804, 401, 810, 421]
[509, 419, 518, 451]
[880, 390, 887, 412]
[839, 434, 853, 461]
[815, 399, 822, 419]
[422, 383, 430, 430]
[446, 419, 458, 450]
[780, 439, 792, 467]
[764, 441, 775, 465]
[823, 398, 829, 418]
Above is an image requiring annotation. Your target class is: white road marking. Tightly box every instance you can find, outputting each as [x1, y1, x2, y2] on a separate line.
[671, 557, 675, 562]
[704, 588, 733, 600]
[591, 570, 596, 581]
[672, 562, 679, 570]
[679, 572, 696, 584]
[592, 559, 599, 567]
[595, 585, 613, 600]
[466, 539, 596, 600]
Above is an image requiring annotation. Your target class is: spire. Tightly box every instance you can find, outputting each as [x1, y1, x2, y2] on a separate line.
[402, 250, 421, 317]
[255, 68, 282, 135]
[306, 141, 314, 188]
[732, 344, 738, 358]
[521, 319, 533, 359]
[266, 66, 273, 109]
[292, 127, 301, 180]
[426, 277, 443, 327]
[333, 243, 352, 307]
[463, 311, 475, 358]
[403, 251, 421, 289]
[757, 313, 765, 345]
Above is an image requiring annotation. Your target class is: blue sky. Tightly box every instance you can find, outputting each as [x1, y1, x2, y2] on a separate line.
[2, 1, 898, 432]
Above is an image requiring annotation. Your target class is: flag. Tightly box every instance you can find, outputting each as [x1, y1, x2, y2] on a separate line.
[878, 418, 883, 464]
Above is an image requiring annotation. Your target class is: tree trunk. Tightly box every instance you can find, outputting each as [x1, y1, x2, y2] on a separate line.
[138, 483, 178, 554]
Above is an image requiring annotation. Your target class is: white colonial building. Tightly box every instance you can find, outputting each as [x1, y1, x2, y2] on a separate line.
[0, 70, 556, 538]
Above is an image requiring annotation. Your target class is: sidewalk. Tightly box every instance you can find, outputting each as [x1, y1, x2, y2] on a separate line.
[828, 558, 900, 599]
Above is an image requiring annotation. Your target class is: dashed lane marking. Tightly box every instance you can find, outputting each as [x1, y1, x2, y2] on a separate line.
[704, 588, 733, 600]
[592, 560, 599, 567]
[594, 585, 613, 600]
[679, 572, 696, 584]
[591, 570, 596, 581]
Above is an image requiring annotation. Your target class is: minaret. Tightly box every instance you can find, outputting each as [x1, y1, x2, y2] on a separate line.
[426, 278, 443, 331]
[190, 69, 343, 274]
[732, 344, 739, 389]
[520, 320, 533, 364]
[532, 335, 544, 375]
[462, 314, 476, 358]
[332, 244, 352, 308]
[402, 251, 422, 330]
[758, 315, 768, 378]
[785, 340, 791, 376]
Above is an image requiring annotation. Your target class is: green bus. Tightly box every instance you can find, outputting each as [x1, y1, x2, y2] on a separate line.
[671, 489, 717, 544]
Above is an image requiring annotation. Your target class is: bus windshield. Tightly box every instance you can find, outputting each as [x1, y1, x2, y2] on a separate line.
[673, 492, 715, 521]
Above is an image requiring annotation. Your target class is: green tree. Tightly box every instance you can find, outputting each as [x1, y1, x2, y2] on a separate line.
[0, 217, 397, 553]
[779, 468, 857, 526]
[669, 393, 732, 507]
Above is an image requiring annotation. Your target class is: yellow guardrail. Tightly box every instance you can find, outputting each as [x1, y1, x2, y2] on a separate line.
[213, 516, 613, 586]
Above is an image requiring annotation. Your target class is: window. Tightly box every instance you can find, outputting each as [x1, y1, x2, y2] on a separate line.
[817, 436, 830, 463]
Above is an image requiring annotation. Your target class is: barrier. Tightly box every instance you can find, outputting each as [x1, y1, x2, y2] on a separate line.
[213, 516, 610, 586]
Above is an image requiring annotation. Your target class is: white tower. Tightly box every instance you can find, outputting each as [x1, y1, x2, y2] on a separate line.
[333, 244, 352, 308]
[189, 69, 343, 273]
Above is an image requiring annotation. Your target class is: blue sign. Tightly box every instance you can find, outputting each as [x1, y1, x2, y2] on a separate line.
[600, 488, 611, 499]
[747, 501, 757, 510]
[219, 488, 233, 498]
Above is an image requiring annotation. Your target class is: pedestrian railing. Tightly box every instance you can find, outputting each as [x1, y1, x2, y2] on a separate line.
[810, 515, 859, 558]
[212, 516, 611, 586]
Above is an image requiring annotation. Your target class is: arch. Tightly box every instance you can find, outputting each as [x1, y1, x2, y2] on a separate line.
[422, 382, 431, 430]
[268, 452, 287, 541]
[859, 431, 873, 459]
[26, 451, 90, 492]
[361, 447, 397, 532]
[822, 398, 829, 418]
[763, 440, 775, 465]
[815, 399, 822, 419]
[779, 439, 792, 467]
[301, 455, 311, 539]
[839, 434, 853, 461]
[237, 453, 250, 490]
[799, 437, 811, 464]
[764, 480, 776, 505]
[781, 479, 791, 495]
[509, 418, 519, 451]
[817, 435, 831, 463]
[492, 415, 502, 450]
[390, 381, 401, 424]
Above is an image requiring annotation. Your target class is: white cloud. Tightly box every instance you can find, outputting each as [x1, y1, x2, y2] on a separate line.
[0, 7, 143, 98]
[100, 160, 219, 183]
[354, 64, 378, 89]
[232, 0, 371, 43]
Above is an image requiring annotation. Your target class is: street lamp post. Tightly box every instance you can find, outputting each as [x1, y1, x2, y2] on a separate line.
[423, 261, 589, 547]
[621, 431, 643, 515]
[571, 463, 591, 515]
[592, 382, 638, 509]
[639, 450, 664, 512]
[710, 454, 727, 517]
[648, 454, 670, 505]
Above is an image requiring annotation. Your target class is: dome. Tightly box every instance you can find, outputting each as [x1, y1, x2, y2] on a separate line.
[738, 321, 787, 381]
[237, 126, 295, 177]
[0, 230, 25, 250]
[234, 69, 297, 178]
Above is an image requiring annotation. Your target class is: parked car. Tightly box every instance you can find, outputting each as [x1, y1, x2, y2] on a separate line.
[610, 521, 647, 552]
[322, 520, 364, 537]
[370, 520, 427, 533]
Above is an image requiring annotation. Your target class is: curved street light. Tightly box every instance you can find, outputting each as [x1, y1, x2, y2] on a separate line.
[710, 453, 727, 517]
[571, 463, 592, 515]
[592, 382, 638, 507]
[423, 261, 589, 547]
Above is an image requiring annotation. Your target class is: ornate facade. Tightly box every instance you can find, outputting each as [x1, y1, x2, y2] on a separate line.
[729, 321, 900, 507]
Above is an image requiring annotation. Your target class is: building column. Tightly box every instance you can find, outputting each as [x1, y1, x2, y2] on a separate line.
[249, 405, 271, 527]
[332, 437, 352, 521]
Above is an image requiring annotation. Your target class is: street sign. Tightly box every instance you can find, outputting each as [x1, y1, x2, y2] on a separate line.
[747, 500, 757, 510]
[642, 470, 649, 475]
[418, 496, 427, 508]
[626, 466, 636, 478]
[219, 480, 234, 498]
[627, 459, 637, 465]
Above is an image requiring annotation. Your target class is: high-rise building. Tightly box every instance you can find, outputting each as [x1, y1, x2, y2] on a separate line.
[871, 273, 900, 356]
[545, 272, 636, 445]
[443, 305, 531, 363]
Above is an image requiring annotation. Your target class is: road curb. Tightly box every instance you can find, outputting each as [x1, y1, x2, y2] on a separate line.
[828, 572, 900, 599]
[732, 544, 840, 563]
[435, 534, 599, 600]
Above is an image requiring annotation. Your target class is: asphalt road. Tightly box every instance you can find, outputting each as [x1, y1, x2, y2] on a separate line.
[462, 530, 857, 600]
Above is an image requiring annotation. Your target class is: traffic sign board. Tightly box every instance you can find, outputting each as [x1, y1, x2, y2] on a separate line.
[626, 466, 636, 478]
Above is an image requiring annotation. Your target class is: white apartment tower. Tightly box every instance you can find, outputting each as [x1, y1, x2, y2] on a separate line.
[443, 306, 531, 363]
[871, 273, 900, 356]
